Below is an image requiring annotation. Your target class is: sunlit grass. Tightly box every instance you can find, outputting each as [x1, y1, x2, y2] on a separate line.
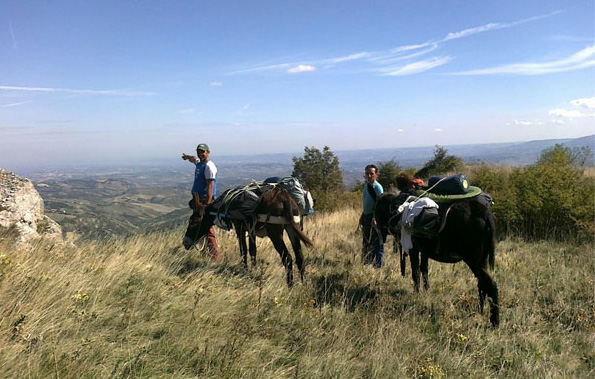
[1, 208, 593, 378]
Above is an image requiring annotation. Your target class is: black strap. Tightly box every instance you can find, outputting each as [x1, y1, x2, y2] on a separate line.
[366, 183, 377, 202]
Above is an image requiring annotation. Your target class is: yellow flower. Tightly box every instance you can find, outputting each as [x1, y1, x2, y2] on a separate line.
[72, 290, 90, 304]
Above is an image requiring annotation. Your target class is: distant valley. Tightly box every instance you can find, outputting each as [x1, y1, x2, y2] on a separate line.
[19, 135, 594, 238]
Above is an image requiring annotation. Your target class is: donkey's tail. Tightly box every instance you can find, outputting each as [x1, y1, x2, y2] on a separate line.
[282, 194, 314, 248]
[485, 211, 496, 271]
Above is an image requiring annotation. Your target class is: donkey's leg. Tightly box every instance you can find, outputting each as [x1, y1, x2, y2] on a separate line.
[478, 283, 487, 314]
[409, 249, 421, 292]
[246, 220, 257, 267]
[467, 262, 499, 327]
[267, 225, 294, 287]
[420, 253, 430, 291]
[248, 229, 257, 267]
[234, 222, 248, 268]
[286, 227, 305, 283]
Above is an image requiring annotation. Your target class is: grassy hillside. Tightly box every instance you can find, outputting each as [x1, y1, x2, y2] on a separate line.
[1, 207, 593, 378]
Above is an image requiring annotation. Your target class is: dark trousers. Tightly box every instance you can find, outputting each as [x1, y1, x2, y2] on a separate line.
[361, 214, 384, 268]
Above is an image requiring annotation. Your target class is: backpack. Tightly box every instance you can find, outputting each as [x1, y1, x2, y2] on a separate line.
[277, 176, 314, 215]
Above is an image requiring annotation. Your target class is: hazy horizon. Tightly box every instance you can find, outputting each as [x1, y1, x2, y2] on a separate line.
[4, 134, 593, 178]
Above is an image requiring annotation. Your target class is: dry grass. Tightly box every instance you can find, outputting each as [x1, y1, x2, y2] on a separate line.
[1, 208, 593, 378]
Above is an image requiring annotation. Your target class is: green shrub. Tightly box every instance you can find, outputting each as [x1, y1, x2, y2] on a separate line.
[470, 165, 520, 238]
[469, 153, 594, 243]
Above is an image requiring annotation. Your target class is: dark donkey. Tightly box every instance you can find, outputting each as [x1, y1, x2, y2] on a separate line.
[374, 192, 499, 327]
[183, 187, 313, 287]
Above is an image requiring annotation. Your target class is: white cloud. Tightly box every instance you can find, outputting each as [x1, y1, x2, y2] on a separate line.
[9, 21, 17, 50]
[440, 11, 560, 43]
[210, 81, 223, 87]
[450, 44, 595, 76]
[443, 23, 502, 42]
[549, 108, 595, 118]
[514, 120, 545, 126]
[434, 128, 443, 132]
[1, 100, 32, 108]
[324, 52, 370, 64]
[549, 96, 595, 119]
[287, 65, 316, 74]
[381, 56, 453, 76]
[0, 85, 153, 96]
[571, 97, 595, 109]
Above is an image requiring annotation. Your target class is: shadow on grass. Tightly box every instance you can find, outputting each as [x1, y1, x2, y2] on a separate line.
[168, 245, 260, 282]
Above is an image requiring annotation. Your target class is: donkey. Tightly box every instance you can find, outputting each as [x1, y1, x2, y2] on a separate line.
[374, 192, 499, 327]
[183, 187, 313, 287]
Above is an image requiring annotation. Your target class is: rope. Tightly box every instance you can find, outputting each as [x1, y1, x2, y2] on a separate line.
[195, 236, 208, 253]
[409, 176, 449, 201]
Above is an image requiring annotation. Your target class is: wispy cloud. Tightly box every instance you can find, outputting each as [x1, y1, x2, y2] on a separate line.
[380, 56, 453, 76]
[9, 21, 17, 50]
[450, 45, 595, 76]
[514, 119, 545, 126]
[549, 108, 595, 118]
[323, 52, 370, 64]
[226, 11, 560, 77]
[210, 81, 223, 87]
[549, 96, 595, 118]
[0, 85, 153, 96]
[1, 100, 32, 108]
[287, 65, 316, 74]
[440, 11, 560, 43]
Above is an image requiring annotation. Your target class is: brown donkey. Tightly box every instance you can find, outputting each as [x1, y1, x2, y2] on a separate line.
[183, 187, 313, 287]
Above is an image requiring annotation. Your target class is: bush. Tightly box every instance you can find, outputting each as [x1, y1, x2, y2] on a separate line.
[469, 150, 595, 243]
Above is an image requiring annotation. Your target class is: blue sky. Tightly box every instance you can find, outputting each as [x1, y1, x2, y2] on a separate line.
[1, 0, 594, 169]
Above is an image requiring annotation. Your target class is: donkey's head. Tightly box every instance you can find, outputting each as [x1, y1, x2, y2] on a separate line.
[183, 193, 211, 250]
[373, 192, 408, 236]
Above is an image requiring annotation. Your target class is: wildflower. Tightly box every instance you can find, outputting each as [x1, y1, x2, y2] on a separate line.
[72, 290, 90, 304]
[0, 254, 11, 267]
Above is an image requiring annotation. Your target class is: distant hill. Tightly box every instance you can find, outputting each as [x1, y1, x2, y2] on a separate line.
[19, 134, 593, 237]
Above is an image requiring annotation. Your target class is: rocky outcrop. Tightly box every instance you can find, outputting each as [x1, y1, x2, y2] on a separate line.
[0, 169, 62, 244]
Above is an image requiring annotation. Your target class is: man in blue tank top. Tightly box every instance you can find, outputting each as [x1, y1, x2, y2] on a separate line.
[182, 143, 219, 260]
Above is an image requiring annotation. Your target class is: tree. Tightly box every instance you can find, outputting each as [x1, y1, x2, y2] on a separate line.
[415, 145, 463, 178]
[292, 146, 349, 211]
[292, 146, 343, 194]
[538, 144, 593, 168]
[376, 159, 401, 191]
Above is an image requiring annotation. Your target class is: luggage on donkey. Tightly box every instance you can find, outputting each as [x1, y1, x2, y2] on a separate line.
[265, 176, 314, 216]
[427, 174, 470, 195]
[209, 181, 273, 230]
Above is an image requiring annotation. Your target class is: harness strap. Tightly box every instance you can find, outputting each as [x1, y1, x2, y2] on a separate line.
[256, 214, 301, 225]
